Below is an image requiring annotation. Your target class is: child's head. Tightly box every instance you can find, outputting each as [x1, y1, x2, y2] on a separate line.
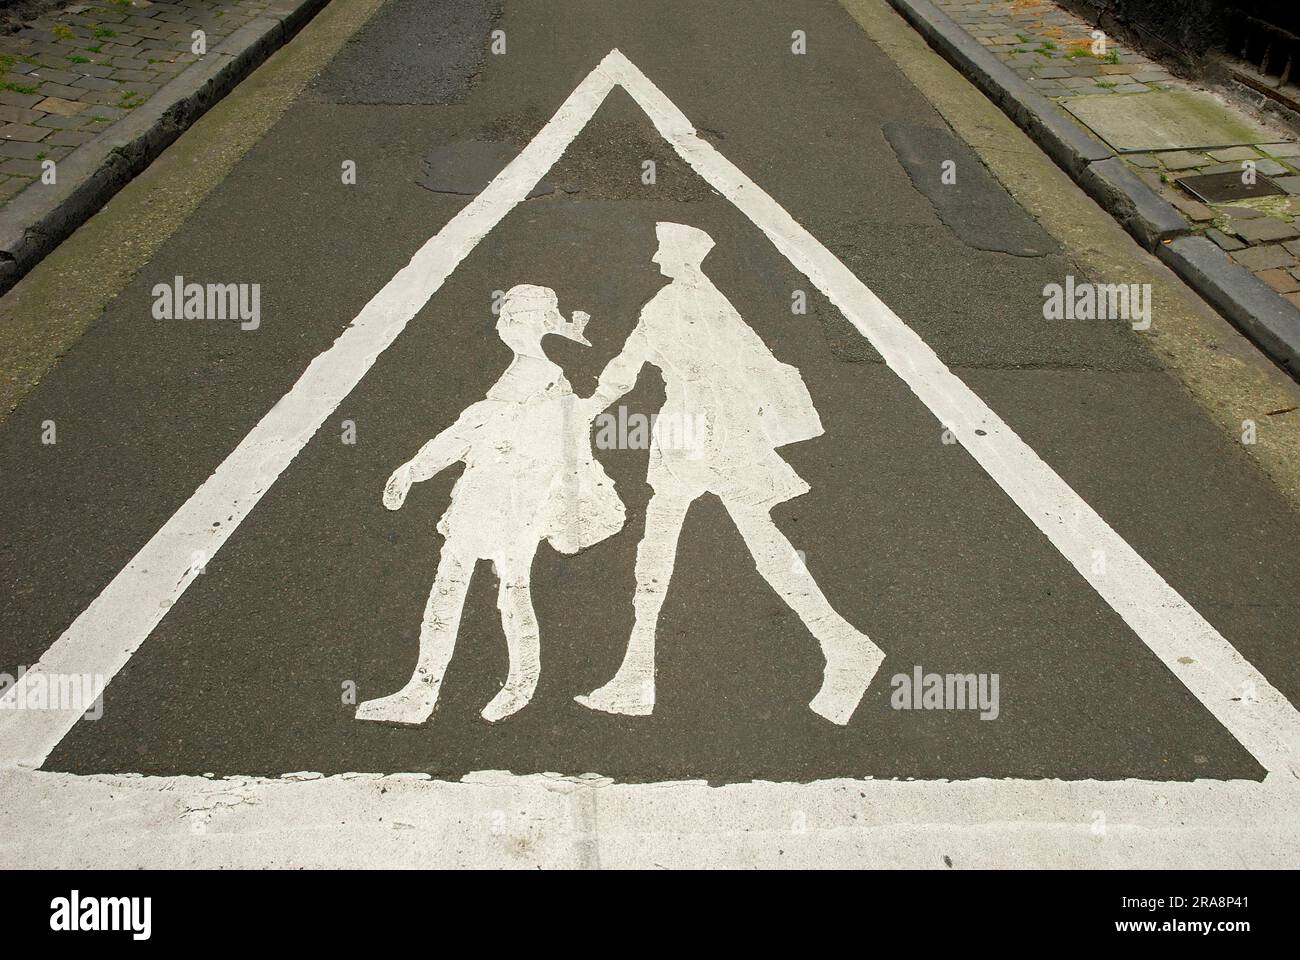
[497, 285, 590, 349]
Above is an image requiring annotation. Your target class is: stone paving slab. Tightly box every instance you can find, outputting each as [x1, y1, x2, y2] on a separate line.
[932, 0, 1300, 361]
[1061, 89, 1277, 153]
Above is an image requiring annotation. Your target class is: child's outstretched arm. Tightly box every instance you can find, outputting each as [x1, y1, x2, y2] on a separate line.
[383, 403, 489, 510]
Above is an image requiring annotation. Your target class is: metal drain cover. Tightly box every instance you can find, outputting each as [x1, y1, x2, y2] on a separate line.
[1175, 171, 1286, 203]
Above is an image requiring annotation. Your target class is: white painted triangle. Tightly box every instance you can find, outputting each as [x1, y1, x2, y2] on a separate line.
[2, 49, 1297, 780]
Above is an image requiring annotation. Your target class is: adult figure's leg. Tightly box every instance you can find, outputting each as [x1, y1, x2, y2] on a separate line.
[576, 488, 693, 715]
[356, 548, 473, 725]
[724, 498, 884, 724]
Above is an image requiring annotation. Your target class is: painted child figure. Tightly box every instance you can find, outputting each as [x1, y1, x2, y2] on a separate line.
[356, 285, 624, 725]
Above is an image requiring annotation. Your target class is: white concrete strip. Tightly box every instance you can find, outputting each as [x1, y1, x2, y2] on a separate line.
[0, 60, 617, 769]
[599, 50, 1300, 780]
[2, 769, 1298, 868]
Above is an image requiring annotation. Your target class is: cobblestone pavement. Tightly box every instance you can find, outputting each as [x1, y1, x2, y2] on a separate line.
[0, 0, 271, 204]
[935, 0, 1300, 308]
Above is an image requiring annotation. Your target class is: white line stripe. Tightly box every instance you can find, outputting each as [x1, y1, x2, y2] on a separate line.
[3, 769, 1299, 868]
[3, 49, 1298, 783]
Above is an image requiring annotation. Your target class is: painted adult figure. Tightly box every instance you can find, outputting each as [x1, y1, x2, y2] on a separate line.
[576, 223, 884, 724]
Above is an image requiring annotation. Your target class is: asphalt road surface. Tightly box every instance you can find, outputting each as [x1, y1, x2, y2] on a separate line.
[2, 0, 1299, 868]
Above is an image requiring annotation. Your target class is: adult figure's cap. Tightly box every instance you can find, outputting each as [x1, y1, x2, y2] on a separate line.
[655, 222, 715, 263]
